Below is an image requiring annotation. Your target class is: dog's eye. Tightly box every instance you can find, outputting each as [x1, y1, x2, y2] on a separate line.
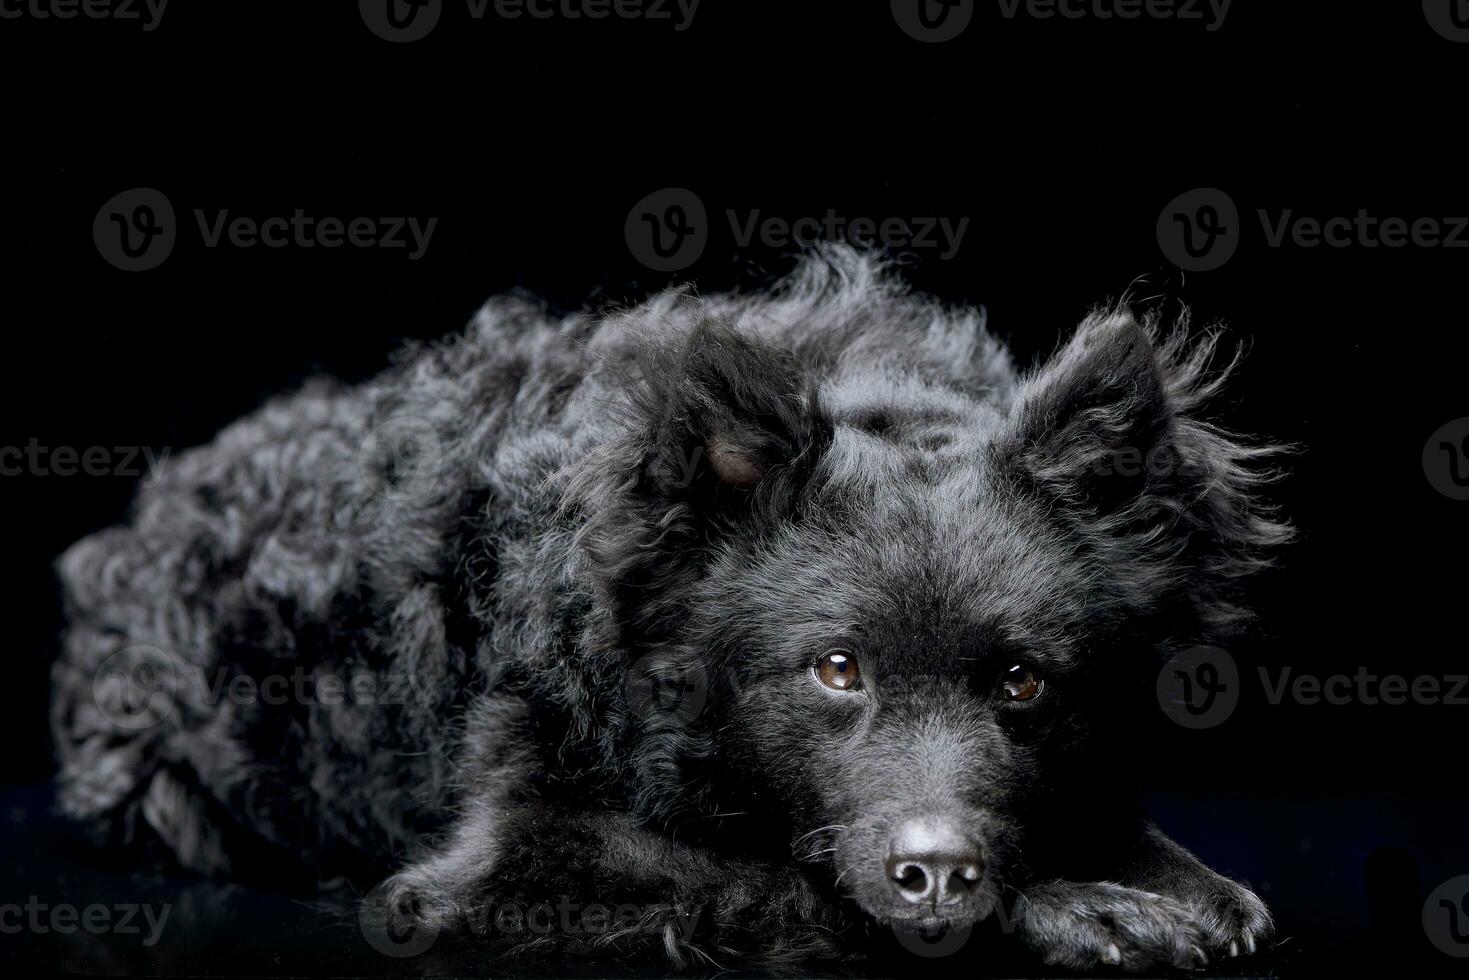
[999, 664, 1043, 702]
[815, 650, 861, 691]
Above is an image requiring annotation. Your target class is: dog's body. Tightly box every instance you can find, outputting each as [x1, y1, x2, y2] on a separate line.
[53, 249, 1284, 969]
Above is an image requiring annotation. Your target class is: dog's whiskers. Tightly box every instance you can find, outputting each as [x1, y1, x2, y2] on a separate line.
[793, 823, 847, 846]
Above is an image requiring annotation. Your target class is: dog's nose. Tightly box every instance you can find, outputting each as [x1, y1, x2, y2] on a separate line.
[885, 816, 983, 906]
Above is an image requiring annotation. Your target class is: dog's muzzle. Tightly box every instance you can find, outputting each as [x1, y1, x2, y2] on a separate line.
[884, 815, 985, 913]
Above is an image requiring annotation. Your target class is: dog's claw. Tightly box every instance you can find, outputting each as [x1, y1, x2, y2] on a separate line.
[1229, 939, 1240, 957]
[1192, 945, 1209, 968]
[1245, 933, 1257, 954]
[1103, 942, 1122, 965]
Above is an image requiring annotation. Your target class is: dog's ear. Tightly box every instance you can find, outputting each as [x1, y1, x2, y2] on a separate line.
[567, 320, 830, 631]
[994, 309, 1291, 629]
[993, 311, 1172, 512]
[629, 321, 830, 527]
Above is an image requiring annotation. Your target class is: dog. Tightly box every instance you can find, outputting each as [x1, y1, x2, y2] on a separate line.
[52, 247, 1286, 970]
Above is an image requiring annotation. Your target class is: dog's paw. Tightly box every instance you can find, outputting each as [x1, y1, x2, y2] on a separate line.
[1016, 881, 1211, 972]
[1190, 877, 1273, 960]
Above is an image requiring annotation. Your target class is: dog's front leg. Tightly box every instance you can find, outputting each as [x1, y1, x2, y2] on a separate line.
[1109, 821, 1273, 958]
[374, 803, 847, 965]
[1011, 821, 1271, 972]
[1011, 878, 1213, 972]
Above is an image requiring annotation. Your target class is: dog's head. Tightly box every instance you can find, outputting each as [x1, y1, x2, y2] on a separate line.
[574, 306, 1286, 933]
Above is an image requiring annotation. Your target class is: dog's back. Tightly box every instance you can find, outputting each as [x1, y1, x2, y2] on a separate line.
[51, 295, 595, 874]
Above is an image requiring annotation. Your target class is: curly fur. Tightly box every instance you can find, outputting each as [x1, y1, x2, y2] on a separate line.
[52, 247, 1288, 968]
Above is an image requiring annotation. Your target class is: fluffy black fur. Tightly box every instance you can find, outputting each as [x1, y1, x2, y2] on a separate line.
[53, 248, 1288, 970]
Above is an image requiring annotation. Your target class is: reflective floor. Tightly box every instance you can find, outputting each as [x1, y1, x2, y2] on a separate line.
[1, 784, 1461, 978]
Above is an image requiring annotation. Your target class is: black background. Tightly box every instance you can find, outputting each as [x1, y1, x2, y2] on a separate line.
[1, 1, 1466, 976]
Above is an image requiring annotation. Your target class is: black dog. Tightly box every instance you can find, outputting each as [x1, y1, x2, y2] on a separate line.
[53, 248, 1285, 969]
